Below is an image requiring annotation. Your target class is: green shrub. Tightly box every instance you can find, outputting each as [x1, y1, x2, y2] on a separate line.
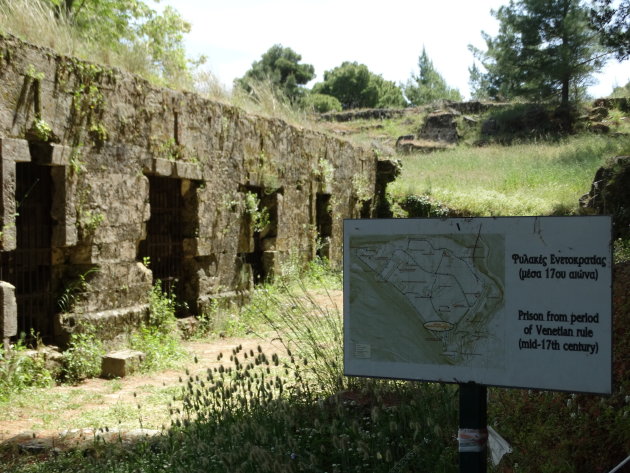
[399, 194, 450, 218]
[304, 92, 343, 113]
[61, 323, 104, 384]
[0, 334, 53, 401]
[130, 281, 186, 372]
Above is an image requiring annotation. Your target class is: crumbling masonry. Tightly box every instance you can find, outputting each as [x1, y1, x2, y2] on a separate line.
[0, 34, 396, 346]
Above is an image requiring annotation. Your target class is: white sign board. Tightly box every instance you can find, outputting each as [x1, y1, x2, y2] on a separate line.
[343, 216, 612, 394]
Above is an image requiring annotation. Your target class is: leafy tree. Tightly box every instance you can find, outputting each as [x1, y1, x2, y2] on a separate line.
[235, 44, 315, 102]
[44, 0, 194, 86]
[589, 0, 630, 60]
[312, 61, 405, 109]
[470, 0, 605, 108]
[403, 47, 462, 105]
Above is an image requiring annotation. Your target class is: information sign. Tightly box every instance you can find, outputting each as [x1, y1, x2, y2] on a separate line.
[343, 216, 612, 394]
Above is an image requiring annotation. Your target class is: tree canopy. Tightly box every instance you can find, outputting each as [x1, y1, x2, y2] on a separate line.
[44, 0, 193, 86]
[403, 48, 462, 105]
[235, 44, 315, 102]
[312, 62, 405, 109]
[470, 0, 605, 107]
[589, 0, 630, 60]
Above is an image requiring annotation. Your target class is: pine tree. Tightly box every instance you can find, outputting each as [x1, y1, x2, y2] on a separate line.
[404, 48, 462, 105]
[589, 0, 630, 60]
[470, 0, 605, 108]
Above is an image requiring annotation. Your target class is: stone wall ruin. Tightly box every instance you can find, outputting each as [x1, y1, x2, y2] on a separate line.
[0, 34, 394, 346]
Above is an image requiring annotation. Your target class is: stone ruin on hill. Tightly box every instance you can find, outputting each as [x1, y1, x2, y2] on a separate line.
[0, 34, 397, 348]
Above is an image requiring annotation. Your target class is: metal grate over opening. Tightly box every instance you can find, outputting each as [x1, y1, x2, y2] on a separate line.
[0, 163, 53, 341]
[138, 176, 184, 303]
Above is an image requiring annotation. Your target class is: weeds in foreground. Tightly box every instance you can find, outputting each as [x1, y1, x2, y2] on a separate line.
[2, 260, 629, 472]
[61, 323, 105, 384]
[3, 347, 459, 473]
[244, 279, 345, 393]
[0, 334, 53, 402]
[165, 351, 458, 473]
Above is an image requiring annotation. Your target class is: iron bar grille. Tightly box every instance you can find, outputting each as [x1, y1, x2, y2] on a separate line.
[138, 176, 184, 303]
[0, 163, 53, 340]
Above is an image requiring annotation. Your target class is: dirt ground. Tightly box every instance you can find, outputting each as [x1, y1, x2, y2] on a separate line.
[0, 336, 289, 451]
[0, 289, 343, 453]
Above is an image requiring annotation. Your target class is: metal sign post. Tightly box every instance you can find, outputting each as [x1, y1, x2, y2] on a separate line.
[458, 383, 487, 473]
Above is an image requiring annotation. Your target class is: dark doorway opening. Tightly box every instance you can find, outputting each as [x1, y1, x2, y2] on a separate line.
[138, 176, 187, 311]
[316, 193, 332, 260]
[0, 162, 54, 341]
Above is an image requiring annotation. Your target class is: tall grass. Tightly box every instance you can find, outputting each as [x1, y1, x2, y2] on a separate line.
[0, 1, 320, 129]
[0, 0, 175, 86]
[390, 134, 630, 216]
[195, 71, 320, 128]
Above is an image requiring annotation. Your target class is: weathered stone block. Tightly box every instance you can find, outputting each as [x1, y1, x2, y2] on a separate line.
[92, 241, 138, 263]
[0, 156, 16, 251]
[30, 143, 72, 166]
[174, 161, 202, 180]
[143, 157, 173, 177]
[0, 138, 30, 163]
[101, 349, 145, 378]
[0, 281, 17, 339]
[50, 144, 72, 166]
[261, 237, 276, 251]
[50, 166, 78, 248]
[262, 251, 277, 278]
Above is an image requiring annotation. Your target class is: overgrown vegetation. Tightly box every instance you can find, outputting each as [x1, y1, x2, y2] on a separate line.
[1, 257, 629, 472]
[61, 323, 105, 384]
[0, 334, 53, 402]
[390, 133, 630, 216]
[129, 281, 187, 372]
[0, 280, 186, 401]
[0, 0, 196, 88]
[0, 3, 629, 472]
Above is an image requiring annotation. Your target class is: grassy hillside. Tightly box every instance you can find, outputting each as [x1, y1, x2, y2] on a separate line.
[390, 134, 630, 216]
[320, 102, 630, 217]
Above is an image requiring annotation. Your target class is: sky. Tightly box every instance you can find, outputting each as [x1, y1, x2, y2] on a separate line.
[159, 0, 630, 99]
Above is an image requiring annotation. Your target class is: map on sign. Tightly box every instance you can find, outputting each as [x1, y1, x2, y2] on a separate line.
[348, 234, 505, 367]
[345, 217, 612, 393]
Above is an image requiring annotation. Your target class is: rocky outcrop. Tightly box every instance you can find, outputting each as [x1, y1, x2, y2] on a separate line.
[580, 156, 630, 238]
[320, 108, 407, 122]
[395, 136, 451, 154]
[418, 111, 460, 143]
[592, 97, 630, 113]
[0, 34, 395, 343]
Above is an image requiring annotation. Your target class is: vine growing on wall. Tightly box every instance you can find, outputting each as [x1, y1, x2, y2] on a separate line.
[56, 59, 113, 147]
[244, 191, 270, 233]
